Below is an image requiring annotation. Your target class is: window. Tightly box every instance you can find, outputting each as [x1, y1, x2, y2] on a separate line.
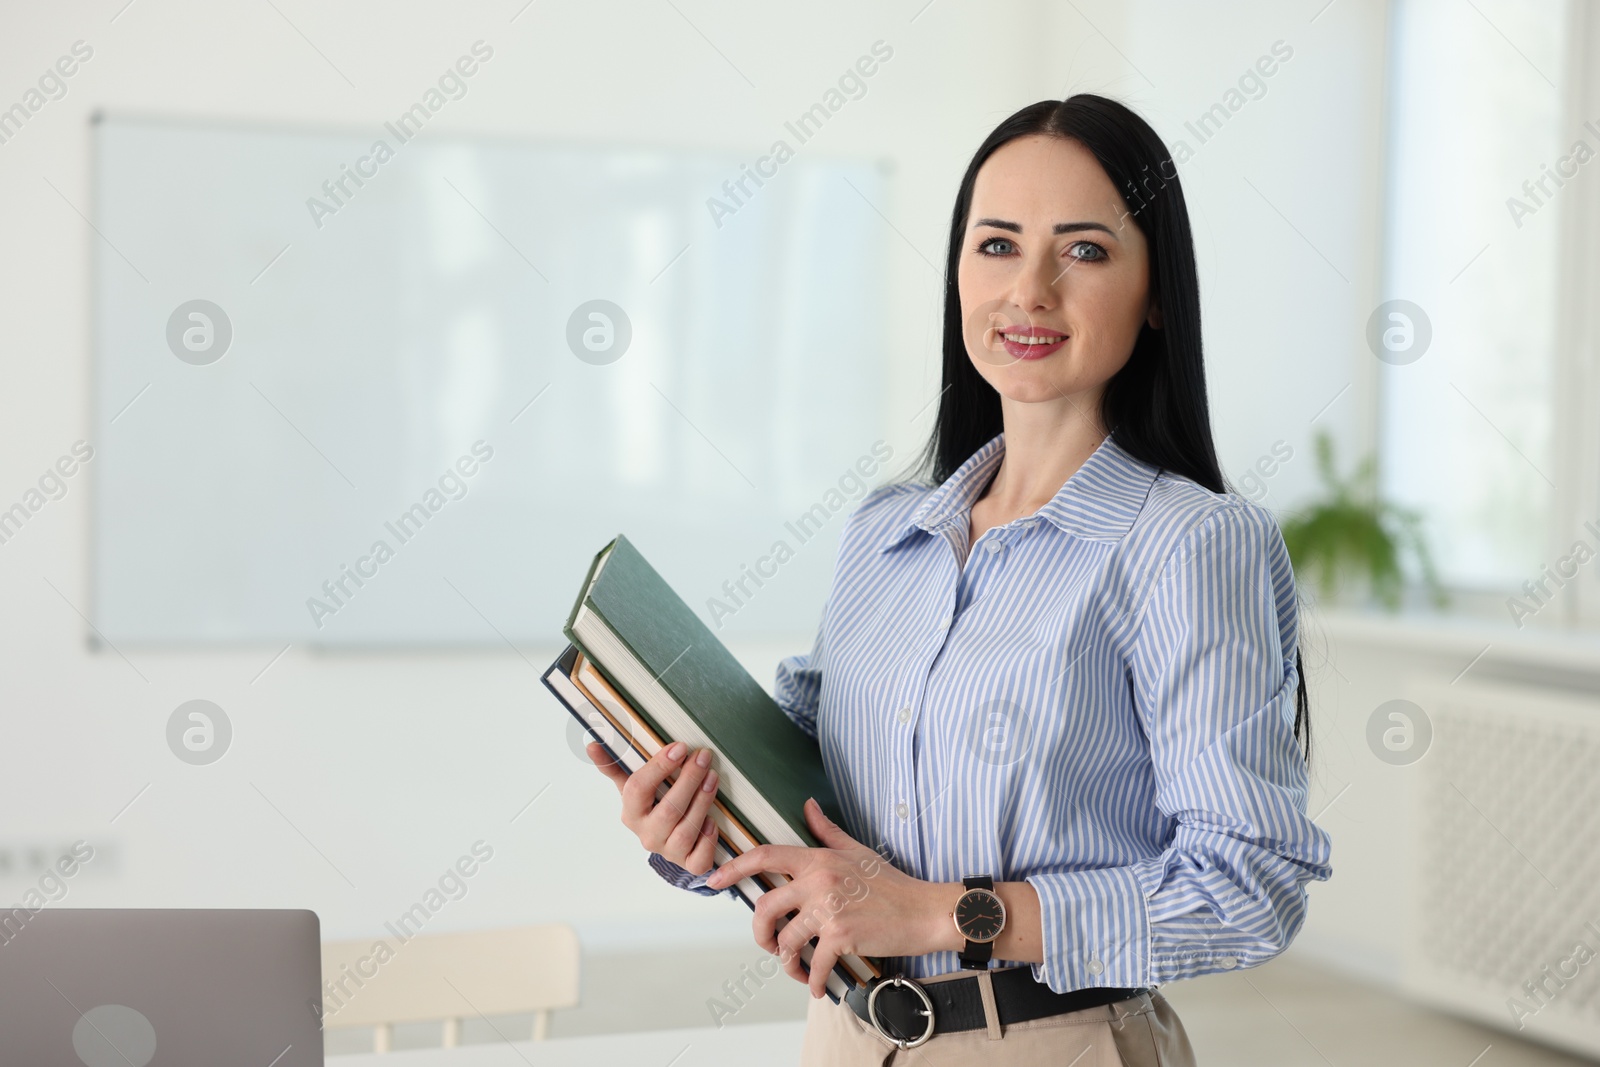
[1376, 0, 1594, 626]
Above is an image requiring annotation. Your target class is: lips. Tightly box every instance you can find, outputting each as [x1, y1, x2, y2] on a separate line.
[993, 323, 1068, 360]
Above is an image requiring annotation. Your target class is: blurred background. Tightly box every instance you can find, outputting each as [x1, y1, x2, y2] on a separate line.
[2, 0, 1597, 1062]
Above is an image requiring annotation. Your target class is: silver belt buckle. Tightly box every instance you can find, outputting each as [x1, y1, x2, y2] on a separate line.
[865, 973, 935, 1049]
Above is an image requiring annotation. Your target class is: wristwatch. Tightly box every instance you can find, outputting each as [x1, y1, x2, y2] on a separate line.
[952, 875, 1006, 969]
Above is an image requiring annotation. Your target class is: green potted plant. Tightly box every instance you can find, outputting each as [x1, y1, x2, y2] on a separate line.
[1278, 429, 1448, 611]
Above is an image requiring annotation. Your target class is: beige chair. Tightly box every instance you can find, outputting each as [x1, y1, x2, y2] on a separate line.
[320, 924, 579, 1052]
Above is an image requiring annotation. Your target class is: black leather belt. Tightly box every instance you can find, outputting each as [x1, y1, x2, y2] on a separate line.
[844, 967, 1147, 1049]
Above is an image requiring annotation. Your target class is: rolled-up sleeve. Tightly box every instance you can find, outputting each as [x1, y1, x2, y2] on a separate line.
[1025, 501, 1333, 991]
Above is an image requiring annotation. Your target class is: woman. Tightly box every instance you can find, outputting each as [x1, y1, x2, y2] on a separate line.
[588, 93, 1333, 1065]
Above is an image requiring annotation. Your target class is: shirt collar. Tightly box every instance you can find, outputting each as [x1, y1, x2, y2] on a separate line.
[876, 431, 1160, 552]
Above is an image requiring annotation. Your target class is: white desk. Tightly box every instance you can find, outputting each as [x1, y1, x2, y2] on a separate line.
[339, 1020, 807, 1066]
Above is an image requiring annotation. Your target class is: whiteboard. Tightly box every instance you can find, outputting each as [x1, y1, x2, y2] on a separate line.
[91, 115, 890, 645]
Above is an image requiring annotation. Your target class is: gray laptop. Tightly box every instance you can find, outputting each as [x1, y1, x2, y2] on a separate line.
[0, 908, 323, 1066]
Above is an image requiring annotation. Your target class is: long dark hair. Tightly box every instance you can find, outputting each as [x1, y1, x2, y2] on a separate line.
[902, 94, 1311, 763]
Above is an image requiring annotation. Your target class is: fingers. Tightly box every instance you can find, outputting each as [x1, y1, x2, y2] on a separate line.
[660, 762, 721, 863]
[619, 741, 695, 829]
[586, 743, 628, 791]
[704, 843, 804, 889]
[803, 796, 855, 848]
[681, 813, 720, 876]
[773, 910, 816, 986]
[808, 939, 840, 999]
[750, 881, 801, 955]
[644, 747, 716, 849]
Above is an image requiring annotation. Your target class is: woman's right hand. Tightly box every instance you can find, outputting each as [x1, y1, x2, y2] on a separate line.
[587, 739, 722, 875]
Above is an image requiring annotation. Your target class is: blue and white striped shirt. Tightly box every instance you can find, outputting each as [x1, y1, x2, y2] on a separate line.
[650, 429, 1332, 992]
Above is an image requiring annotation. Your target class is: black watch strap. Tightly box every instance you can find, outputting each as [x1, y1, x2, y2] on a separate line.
[958, 875, 996, 970]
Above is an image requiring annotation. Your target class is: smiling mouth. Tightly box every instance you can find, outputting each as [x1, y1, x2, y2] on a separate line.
[990, 326, 1068, 360]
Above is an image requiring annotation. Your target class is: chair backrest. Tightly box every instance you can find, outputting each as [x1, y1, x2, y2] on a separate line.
[320, 924, 579, 1051]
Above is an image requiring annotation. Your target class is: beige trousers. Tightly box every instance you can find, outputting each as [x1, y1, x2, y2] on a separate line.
[800, 966, 1197, 1066]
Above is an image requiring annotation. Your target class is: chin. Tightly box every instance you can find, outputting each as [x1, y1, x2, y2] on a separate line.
[994, 374, 1085, 402]
[995, 387, 1071, 406]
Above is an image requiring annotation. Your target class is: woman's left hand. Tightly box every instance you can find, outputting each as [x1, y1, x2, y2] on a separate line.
[703, 797, 953, 998]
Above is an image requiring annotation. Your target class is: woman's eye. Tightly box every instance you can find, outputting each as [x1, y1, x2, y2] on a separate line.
[1067, 240, 1107, 262]
[977, 237, 1015, 256]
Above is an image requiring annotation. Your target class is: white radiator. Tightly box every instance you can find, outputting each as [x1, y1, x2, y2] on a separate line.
[1400, 676, 1600, 1059]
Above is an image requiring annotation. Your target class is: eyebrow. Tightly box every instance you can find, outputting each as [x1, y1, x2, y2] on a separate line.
[972, 218, 1119, 239]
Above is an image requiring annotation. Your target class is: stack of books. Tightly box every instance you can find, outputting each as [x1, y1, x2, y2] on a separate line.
[543, 534, 883, 1003]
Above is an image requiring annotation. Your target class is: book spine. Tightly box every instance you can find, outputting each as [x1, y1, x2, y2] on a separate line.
[560, 536, 616, 645]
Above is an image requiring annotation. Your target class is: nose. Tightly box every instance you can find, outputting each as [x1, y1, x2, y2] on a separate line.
[1008, 249, 1060, 314]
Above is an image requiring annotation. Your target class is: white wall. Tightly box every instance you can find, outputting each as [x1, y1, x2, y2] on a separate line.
[1, 0, 1401, 975]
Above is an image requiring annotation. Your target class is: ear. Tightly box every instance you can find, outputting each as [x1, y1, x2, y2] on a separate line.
[1147, 299, 1163, 330]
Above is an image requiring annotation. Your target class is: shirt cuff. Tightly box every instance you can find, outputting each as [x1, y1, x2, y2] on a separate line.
[1024, 864, 1152, 993]
[1131, 839, 1320, 982]
[646, 851, 731, 897]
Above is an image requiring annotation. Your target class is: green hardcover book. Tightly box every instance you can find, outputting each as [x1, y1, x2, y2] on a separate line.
[561, 533, 845, 851]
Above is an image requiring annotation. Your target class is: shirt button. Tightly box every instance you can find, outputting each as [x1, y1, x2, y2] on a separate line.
[986, 540, 1002, 554]
[897, 706, 911, 723]
[895, 801, 908, 821]
[1086, 958, 1105, 976]
[1218, 955, 1238, 970]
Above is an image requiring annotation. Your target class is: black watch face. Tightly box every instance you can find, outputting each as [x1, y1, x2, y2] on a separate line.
[955, 889, 1004, 941]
